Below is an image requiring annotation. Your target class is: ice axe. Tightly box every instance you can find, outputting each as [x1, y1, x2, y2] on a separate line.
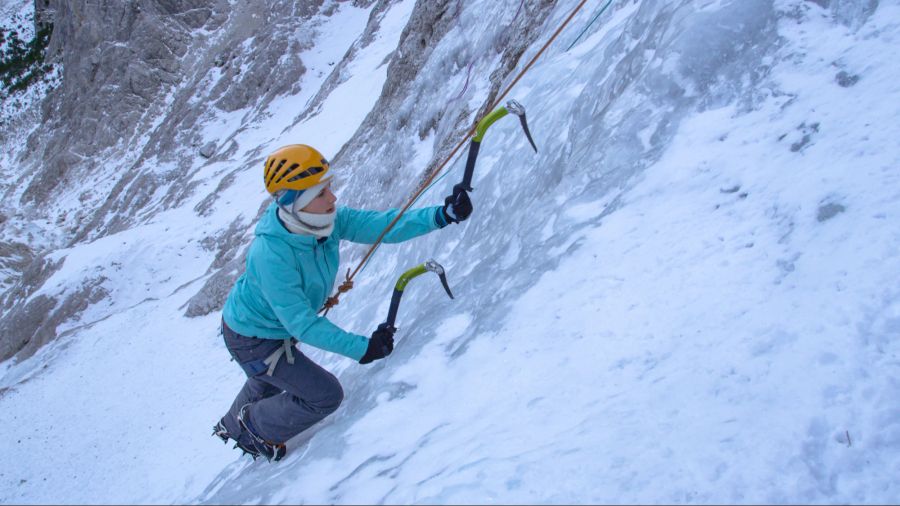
[383, 260, 454, 329]
[454, 99, 538, 198]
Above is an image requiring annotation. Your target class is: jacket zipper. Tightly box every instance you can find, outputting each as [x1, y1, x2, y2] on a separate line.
[313, 242, 329, 305]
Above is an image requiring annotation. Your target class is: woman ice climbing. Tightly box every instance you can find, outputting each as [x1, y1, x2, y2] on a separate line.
[213, 144, 472, 461]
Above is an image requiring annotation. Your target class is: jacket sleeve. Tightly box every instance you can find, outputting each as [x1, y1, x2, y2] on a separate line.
[336, 205, 446, 244]
[254, 238, 369, 361]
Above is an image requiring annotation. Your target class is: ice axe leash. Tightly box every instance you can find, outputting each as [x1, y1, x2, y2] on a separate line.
[383, 260, 454, 329]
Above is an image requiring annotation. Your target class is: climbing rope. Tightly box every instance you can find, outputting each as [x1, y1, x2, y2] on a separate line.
[320, 0, 593, 315]
[565, 0, 614, 51]
[321, 270, 353, 313]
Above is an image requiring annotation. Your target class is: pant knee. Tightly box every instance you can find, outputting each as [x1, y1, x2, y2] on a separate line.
[321, 379, 344, 413]
[294, 376, 343, 415]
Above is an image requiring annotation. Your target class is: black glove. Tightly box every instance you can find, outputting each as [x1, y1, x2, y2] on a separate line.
[359, 323, 396, 364]
[442, 184, 473, 224]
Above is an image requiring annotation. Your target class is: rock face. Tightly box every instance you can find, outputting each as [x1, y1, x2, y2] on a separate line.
[182, 212, 254, 318]
[23, 0, 330, 245]
[23, 0, 224, 207]
[0, 255, 62, 362]
[0, 0, 331, 362]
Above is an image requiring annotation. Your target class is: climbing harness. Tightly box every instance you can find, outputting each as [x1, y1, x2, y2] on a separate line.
[319, 0, 593, 314]
[384, 260, 454, 329]
[263, 339, 296, 376]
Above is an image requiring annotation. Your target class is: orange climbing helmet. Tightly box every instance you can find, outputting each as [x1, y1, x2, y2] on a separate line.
[263, 144, 331, 195]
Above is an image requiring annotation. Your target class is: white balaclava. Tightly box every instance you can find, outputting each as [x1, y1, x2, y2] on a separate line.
[276, 179, 336, 238]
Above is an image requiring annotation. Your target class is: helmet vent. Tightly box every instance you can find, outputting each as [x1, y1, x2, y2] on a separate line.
[265, 159, 288, 187]
[274, 163, 301, 185]
[287, 166, 324, 183]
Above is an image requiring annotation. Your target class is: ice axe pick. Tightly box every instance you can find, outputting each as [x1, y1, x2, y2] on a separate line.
[383, 259, 454, 329]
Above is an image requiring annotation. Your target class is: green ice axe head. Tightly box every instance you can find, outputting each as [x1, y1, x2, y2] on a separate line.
[385, 259, 454, 327]
[461, 99, 539, 193]
[473, 105, 510, 143]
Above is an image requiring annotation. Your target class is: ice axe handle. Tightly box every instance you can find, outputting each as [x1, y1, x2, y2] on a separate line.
[385, 289, 403, 328]
[457, 105, 508, 193]
[459, 141, 480, 193]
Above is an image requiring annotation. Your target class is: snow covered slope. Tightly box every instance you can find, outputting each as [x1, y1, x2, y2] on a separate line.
[2, 0, 899, 503]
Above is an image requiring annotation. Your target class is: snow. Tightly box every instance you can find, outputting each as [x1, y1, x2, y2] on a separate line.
[280, 0, 417, 156]
[2, 0, 900, 504]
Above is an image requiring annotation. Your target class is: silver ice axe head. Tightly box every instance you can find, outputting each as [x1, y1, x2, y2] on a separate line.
[424, 259, 454, 299]
[506, 100, 538, 153]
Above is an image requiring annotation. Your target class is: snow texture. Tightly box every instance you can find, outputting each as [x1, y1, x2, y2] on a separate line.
[1, 0, 899, 503]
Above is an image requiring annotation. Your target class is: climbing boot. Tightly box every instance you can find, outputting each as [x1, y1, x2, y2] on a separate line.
[238, 405, 287, 462]
[212, 417, 231, 444]
[214, 415, 263, 459]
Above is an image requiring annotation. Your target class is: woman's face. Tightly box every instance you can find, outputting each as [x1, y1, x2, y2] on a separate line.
[300, 183, 337, 214]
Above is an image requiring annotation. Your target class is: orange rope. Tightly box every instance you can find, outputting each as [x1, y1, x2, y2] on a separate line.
[321, 269, 353, 316]
[319, 0, 592, 314]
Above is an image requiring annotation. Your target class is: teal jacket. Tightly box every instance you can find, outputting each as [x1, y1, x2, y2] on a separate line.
[223, 202, 448, 361]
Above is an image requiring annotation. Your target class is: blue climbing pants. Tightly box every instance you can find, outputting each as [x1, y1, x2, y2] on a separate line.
[220, 320, 344, 444]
